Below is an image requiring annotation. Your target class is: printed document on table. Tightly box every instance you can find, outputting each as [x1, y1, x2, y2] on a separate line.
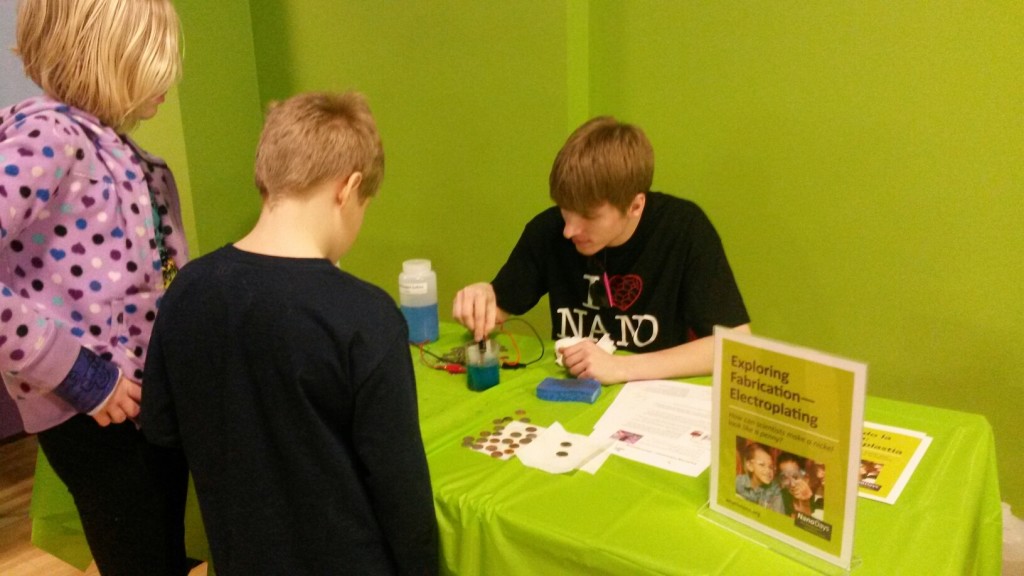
[858, 421, 932, 504]
[582, 380, 712, 476]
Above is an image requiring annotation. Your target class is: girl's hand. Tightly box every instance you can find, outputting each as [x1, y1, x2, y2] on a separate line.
[91, 375, 142, 427]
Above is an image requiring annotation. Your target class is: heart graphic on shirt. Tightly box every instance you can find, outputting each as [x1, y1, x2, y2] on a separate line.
[608, 274, 643, 311]
[68, 289, 84, 300]
[71, 243, 86, 255]
[81, 196, 96, 208]
[49, 249, 66, 261]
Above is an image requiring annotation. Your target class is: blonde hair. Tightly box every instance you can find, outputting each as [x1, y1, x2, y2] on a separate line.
[549, 116, 654, 214]
[15, 0, 182, 132]
[254, 92, 385, 203]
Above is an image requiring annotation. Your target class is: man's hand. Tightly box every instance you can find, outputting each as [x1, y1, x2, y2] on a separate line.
[558, 340, 624, 384]
[91, 375, 142, 427]
[452, 282, 506, 342]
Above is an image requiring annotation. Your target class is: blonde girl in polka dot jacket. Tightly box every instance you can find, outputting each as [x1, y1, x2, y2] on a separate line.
[0, 1, 193, 573]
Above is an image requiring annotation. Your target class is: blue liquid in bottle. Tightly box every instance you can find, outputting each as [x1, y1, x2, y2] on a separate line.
[402, 303, 439, 343]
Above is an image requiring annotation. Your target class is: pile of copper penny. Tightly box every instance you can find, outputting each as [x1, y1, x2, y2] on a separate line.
[462, 409, 540, 459]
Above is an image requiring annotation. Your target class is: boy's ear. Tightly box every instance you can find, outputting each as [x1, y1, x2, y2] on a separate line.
[627, 192, 646, 218]
[336, 171, 364, 206]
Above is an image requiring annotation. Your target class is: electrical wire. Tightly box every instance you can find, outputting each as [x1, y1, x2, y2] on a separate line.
[413, 317, 544, 374]
[417, 343, 466, 374]
[497, 317, 545, 369]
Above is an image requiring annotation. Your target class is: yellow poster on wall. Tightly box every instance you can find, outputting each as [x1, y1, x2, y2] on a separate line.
[708, 327, 867, 572]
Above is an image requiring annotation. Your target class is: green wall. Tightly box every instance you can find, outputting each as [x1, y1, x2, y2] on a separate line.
[174, 0, 265, 255]
[587, 1, 1023, 511]
[248, 0, 568, 333]
[161, 2, 1022, 512]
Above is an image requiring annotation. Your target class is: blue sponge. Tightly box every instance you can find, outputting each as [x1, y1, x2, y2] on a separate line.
[536, 377, 601, 403]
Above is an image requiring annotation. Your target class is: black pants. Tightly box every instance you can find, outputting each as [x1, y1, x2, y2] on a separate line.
[37, 414, 190, 576]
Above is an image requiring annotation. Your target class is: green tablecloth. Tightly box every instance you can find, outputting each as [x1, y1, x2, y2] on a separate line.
[419, 325, 1001, 575]
[31, 322, 1002, 574]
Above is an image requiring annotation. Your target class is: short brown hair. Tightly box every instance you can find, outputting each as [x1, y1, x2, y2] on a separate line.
[549, 116, 654, 214]
[254, 92, 384, 203]
[15, 0, 182, 132]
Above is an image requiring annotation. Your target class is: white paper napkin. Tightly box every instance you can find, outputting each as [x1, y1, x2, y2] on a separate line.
[554, 334, 617, 367]
[516, 421, 613, 474]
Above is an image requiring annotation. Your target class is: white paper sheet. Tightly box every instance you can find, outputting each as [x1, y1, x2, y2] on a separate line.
[582, 380, 713, 476]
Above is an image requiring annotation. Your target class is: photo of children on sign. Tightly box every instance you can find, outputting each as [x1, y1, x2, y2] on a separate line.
[735, 437, 827, 523]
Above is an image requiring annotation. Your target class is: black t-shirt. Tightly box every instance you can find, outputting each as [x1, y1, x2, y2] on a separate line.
[142, 245, 438, 575]
[492, 192, 749, 352]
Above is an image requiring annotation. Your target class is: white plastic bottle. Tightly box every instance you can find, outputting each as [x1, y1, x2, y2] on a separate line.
[399, 259, 439, 343]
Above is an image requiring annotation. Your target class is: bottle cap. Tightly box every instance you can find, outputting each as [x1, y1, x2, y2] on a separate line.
[403, 259, 432, 273]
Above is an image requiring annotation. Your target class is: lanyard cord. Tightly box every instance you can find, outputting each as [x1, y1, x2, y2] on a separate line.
[146, 174, 177, 288]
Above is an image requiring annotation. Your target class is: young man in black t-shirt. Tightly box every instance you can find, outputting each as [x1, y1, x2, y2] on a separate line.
[453, 116, 750, 383]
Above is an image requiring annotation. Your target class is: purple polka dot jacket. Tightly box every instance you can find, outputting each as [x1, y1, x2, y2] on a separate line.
[0, 96, 189, 433]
